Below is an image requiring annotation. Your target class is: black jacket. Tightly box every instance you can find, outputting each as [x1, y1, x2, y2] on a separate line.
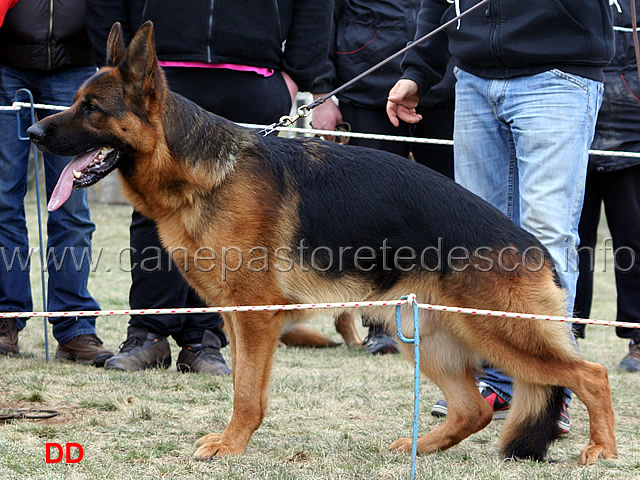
[0, 0, 94, 70]
[590, 1, 640, 171]
[312, 0, 424, 109]
[607, 1, 640, 72]
[403, 0, 615, 96]
[86, 0, 332, 92]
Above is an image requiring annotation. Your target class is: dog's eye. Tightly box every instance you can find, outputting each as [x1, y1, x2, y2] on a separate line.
[83, 102, 99, 113]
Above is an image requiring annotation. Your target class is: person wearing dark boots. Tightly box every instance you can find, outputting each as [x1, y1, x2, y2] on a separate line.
[86, 0, 331, 373]
[103, 213, 231, 374]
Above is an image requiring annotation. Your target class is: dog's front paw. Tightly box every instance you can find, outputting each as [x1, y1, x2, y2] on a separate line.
[195, 433, 222, 448]
[579, 443, 617, 465]
[389, 437, 412, 453]
[194, 433, 245, 460]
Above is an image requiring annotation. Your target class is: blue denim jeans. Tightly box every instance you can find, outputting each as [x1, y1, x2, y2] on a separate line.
[0, 64, 101, 344]
[453, 67, 604, 403]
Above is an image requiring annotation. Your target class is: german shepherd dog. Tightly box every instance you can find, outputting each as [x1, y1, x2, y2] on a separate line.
[27, 22, 617, 465]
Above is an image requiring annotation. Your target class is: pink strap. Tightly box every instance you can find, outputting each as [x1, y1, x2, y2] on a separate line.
[158, 61, 274, 77]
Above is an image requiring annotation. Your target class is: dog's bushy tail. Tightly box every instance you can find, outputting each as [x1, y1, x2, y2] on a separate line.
[500, 383, 565, 461]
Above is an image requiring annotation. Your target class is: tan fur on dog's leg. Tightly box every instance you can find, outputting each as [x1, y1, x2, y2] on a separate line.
[390, 370, 492, 453]
[194, 311, 282, 459]
[499, 359, 616, 465]
[389, 309, 492, 454]
[334, 311, 363, 346]
[559, 361, 617, 464]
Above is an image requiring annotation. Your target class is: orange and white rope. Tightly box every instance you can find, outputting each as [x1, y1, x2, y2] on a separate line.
[0, 297, 638, 330]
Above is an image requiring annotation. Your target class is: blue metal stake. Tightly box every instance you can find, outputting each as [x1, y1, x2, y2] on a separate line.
[15, 89, 50, 362]
[395, 294, 420, 480]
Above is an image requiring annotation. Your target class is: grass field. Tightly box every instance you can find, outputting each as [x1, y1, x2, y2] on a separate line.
[1, 195, 639, 480]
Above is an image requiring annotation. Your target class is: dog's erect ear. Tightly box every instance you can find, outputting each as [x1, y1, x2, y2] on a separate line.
[106, 22, 126, 67]
[121, 21, 160, 95]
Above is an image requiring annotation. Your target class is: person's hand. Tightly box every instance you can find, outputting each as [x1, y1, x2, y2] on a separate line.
[311, 95, 343, 142]
[281, 71, 299, 106]
[386, 79, 422, 126]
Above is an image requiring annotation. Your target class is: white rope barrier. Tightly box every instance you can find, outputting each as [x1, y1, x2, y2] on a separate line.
[0, 299, 406, 319]
[3, 100, 640, 156]
[0, 101, 67, 111]
[239, 122, 455, 146]
[1, 299, 638, 330]
[416, 303, 640, 329]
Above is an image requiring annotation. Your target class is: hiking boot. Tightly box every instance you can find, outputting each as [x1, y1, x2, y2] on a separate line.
[177, 330, 231, 375]
[104, 328, 171, 371]
[55, 334, 114, 366]
[0, 318, 19, 355]
[431, 385, 571, 434]
[362, 325, 399, 355]
[619, 339, 640, 372]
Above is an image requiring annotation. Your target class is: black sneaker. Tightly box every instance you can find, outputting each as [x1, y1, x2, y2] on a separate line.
[619, 339, 640, 372]
[0, 318, 19, 355]
[177, 330, 231, 375]
[104, 328, 171, 371]
[362, 325, 399, 355]
[431, 385, 571, 434]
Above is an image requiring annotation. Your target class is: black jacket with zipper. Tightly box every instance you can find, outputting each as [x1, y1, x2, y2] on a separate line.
[590, 0, 640, 171]
[0, 0, 94, 70]
[312, 0, 456, 110]
[86, 0, 332, 92]
[403, 0, 615, 96]
[607, 0, 640, 72]
[312, 0, 424, 109]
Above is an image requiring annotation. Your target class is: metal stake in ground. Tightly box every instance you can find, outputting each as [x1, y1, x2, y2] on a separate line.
[15, 88, 50, 362]
[396, 294, 421, 480]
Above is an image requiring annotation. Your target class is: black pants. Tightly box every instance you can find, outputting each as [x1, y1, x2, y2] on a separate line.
[129, 68, 292, 346]
[339, 100, 454, 179]
[573, 165, 640, 341]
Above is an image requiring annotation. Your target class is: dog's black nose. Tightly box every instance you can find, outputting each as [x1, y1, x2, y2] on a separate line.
[26, 123, 46, 142]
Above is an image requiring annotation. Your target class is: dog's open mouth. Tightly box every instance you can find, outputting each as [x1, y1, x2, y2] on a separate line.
[48, 147, 120, 212]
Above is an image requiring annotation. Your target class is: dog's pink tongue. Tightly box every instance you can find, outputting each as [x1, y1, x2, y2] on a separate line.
[48, 150, 100, 211]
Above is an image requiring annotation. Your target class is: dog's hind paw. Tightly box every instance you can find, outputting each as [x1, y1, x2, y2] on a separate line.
[194, 433, 246, 460]
[579, 444, 617, 465]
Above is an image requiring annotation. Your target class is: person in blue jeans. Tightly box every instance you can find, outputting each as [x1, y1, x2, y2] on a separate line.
[85, 0, 331, 374]
[0, 0, 113, 365]
[387, 0, 615, 433]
